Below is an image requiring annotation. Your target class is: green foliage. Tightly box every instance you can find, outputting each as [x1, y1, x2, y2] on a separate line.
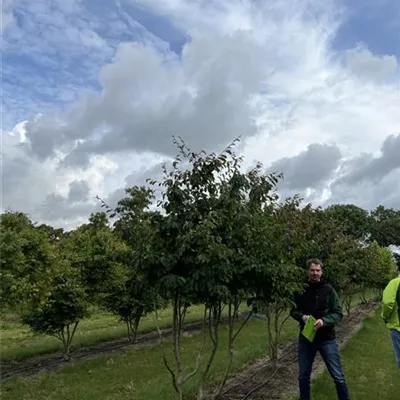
[324, 238, 395, 312]
[364, 241, 397, 295]
[22, 262, 90, 359]
[324, 237, 366, 292]
[325, 204, 370, 240]
[65, 218, 128, 302]
[247, 197, 305, 364]
[0, 225, 24, 313]
[36, 223, 65, 241]
[100, 186, 167, 342]
[0, 211, 55, 311]
[88, 212, 109, 230]
[369, 205, 400, 247]
[287, 204, 345, 268]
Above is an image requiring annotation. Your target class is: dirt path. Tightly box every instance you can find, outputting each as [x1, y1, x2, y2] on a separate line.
[218, 301, 378, 400]
[0, 319, 206, 380]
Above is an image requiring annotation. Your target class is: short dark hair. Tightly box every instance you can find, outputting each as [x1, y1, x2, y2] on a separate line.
[306, 258, 323, 269]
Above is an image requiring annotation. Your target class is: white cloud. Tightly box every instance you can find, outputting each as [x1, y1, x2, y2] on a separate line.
[2, 0, 400, 228]
[345, 44, 398, 82]
[1, 0, 14, 34]
[1, 122, 118, 227]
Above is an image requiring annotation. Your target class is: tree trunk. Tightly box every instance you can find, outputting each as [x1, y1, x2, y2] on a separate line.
[233, 295, 240, 320]
[198, 303, 222, 399]
[59, 322, 79, 361]
[214, 300, 252, 399]
[126, 311, 143, 342]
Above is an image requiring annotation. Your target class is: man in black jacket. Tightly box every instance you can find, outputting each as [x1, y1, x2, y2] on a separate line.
[290, 258, 350, 400]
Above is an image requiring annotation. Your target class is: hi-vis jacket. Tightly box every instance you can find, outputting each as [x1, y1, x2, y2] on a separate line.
[382, 275, 400, 332]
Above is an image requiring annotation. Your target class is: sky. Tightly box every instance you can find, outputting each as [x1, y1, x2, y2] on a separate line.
[1, 0, 400, 230]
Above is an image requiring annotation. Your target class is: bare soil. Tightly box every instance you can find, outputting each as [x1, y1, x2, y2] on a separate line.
[218, 301, 378, 400]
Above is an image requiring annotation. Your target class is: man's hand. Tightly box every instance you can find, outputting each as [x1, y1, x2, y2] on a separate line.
[314, 319, 324, 330]
[302, 315, 310, 323]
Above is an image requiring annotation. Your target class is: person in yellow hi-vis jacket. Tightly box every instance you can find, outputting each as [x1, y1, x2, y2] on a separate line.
[381, 261, 400, 370]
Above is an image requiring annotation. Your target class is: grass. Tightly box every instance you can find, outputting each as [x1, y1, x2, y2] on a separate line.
[1, 291, 373, 363]
[0, 305, 208, 361]
[1, 315, 299, 400]
[311, 309, 400, 400]
[1, 294, 378, 400]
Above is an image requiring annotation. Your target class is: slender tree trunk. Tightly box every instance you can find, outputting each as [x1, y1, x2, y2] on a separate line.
[198, 303, 222, 399]
[264, 302, 290, 369]
[213, 300, 252, 400]
[155, 296, 206, 400]
[360, 289, 368, 304]
[132, 313, 141, 342]
[58, 322, 79, 361]
[265, 305, 277, 368]
[233, 295, 240, 320]
[126, 312, 143, 343]
[345, 295, 352, 315]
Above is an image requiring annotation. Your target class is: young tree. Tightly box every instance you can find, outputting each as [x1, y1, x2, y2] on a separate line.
[247, 197, 305, 367]
[151, 138, 237, 400]
[98, 187, 166, 342]
[152, 137, 282, 399]
[364, 241, 397, 300]
[22, 261, 90, 360]
[324, 237, 369, 314]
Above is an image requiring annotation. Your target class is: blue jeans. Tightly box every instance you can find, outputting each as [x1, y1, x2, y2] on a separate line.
[390, 329, 400, 370]
[298, 336, 350, 400]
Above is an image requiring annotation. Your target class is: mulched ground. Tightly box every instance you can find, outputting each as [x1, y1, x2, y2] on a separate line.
[217, 301, 378, 400]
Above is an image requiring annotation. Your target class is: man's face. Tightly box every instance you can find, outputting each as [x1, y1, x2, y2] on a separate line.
[308, 263, 322, 282]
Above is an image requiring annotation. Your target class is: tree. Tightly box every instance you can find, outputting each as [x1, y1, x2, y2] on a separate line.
[247, 197, 305, 367]
[0, 225, 25, 315]
[290, 204, 345, 268]
[0, 211, 55, 312]
[369, 206, 400, 247]
[22, 261, 90, 360]
[65, 215, 128, 304]
[324, 237, 369, 314]
[325, 204, 370, 240]
[88, 212, 109, 230]
[364, 241, 397, 299]
[99, 187, 166, 342]
[151, 138, 239, 400]
[36, 223, 65, 242]
[151, 137, 282, 399]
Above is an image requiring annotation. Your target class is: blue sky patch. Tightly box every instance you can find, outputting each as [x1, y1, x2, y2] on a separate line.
[333, 0, 400, 58]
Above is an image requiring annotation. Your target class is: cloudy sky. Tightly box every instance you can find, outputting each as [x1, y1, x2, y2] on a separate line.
[1, 0, 400, 229]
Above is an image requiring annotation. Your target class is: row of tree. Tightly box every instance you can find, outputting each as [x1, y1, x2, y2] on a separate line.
[1, 138, 399, 399]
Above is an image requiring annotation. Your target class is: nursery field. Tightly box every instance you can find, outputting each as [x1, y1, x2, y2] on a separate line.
[0, 305, 208, 362]
[2, 297, 396, 400]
